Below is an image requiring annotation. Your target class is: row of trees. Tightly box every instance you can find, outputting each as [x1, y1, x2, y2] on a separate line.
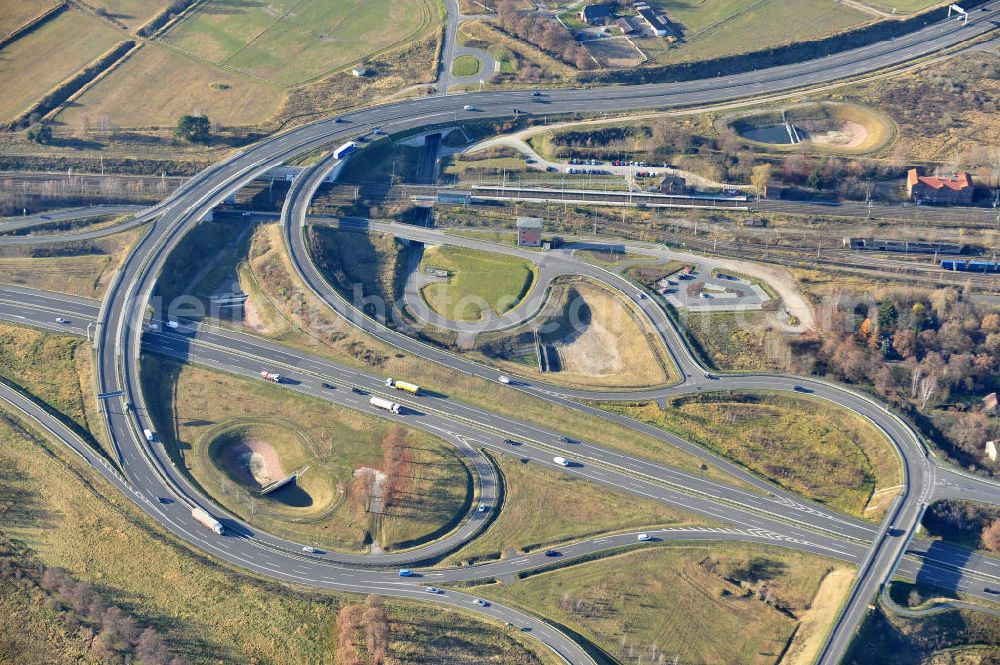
[335, 596, 392, 664]
[495, 1, 594, 69]
[0, 541, 188, 665]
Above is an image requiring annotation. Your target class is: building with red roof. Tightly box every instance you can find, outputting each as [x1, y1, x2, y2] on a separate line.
[906, 169, 973, 205]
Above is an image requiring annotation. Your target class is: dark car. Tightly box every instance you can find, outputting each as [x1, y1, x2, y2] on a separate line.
[544, 550, 561, 557]
[793, 385, 812, 393]
[985, 587, 999, 594]
[531, 91, 543, 97]
[321, 382, 334, 389]
[351, 387, 367, 395]
[503, 438, 521, 446]
[561, 436, 575, 444]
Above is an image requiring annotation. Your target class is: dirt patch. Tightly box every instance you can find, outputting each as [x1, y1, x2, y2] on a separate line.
[807, 120, 868, 148]
[223, 439, 285, 489]
[241, 295, 270, 333]
[781, 568, 854, 665]
[584, 37, 645, 69]
[552, 284, 646, 378]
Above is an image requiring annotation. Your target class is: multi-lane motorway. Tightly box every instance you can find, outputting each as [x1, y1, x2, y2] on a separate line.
[2, 4, 1000, 662]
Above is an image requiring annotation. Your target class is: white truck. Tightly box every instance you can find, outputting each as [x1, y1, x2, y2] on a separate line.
[191, 507, 224, 535]
[369, 396, 402, 414]
[142, 428, 155, 442]
[385, 378, 420, 395]
[260, 371, 281, 383]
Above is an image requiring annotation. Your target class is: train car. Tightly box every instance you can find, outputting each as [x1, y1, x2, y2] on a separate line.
[941, 259, 1000, 273]
[846, 237, 965, 254]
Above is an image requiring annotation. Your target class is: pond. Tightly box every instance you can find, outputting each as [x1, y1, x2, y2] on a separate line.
[740, 124, 795, 145]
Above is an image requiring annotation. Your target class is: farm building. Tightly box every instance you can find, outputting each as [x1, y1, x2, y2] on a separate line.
[635, 2, 675, 38]
[906, 169, 973, 205]
[517, 217, 543, 247]
[580, 3, 612, 25]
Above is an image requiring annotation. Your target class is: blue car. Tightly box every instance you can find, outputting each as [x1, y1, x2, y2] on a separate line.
[399, 569, 414, 577]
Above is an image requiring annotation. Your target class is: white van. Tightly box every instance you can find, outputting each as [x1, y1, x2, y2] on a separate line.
[143, 429, 155, 442]
[553, 456, 569, 467]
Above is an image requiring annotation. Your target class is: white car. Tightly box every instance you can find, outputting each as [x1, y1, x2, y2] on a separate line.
[166, 320, 179, 329]
[425, 586, 442, 594]
[302, 546, 317, 553]
[636, 292, 645, 299]
[147, 322, 159, 330]
[55, 317, 68, 324]
[463, 104, 475, 111]
[478, 504, 489, 513]
[473, 598, 489, 607]
[553, 456, 569, 467]
[637, 533, 651, 542]
[498, 375, 511, 384]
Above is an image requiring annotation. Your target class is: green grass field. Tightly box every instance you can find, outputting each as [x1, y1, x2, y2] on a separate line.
[0, 411, 553, 665]
[419, 245, 537, 322]
[0, 8, 122, 122]
[446, 453, 707, 564]
[603, 392, 901, 517]
[474, 544, 848, 665]
[140, 355, 471, 552]
[452, 54, 482, 77]
[640, 0, 871, 66]
[162, 0, 436, 85]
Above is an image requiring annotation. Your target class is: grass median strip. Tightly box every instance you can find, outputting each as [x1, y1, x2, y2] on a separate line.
[471, 544, 852, 665]
[600, 391, 901, 518]
[445, 451, 710, 565]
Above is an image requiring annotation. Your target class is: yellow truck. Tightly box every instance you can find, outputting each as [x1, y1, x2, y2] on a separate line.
[385, 378, 420, 395]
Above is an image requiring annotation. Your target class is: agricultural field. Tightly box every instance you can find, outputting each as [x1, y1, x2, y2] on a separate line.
[419, 245, 537, 322]
[140, 355, 471, 552]
[0, 0, 60, 39]
[638, 0, 872, 65]
[161, 0, 437, 86]
[445, 452, 707, 565]
[0, 8, 122, 122]
[89, 0, 169, 30]
[474, 544, 851, 665]
[58, 43, 285, 129]
[603, 392, 901, 518]
[0, 411, 552, 665]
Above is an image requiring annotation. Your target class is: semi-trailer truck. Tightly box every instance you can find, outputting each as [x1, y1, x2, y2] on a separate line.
[369, 396, 402, 414]
[334, 142, 358, 160]
[191, 507, 224, 535]
[385, 378, 420, 394]
[260, 371, 281, 383]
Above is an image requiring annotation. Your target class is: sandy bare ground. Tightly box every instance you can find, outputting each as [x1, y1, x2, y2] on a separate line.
[223, 439, 285, 489]
[782, 568, 855, 665]
[241, 296, 269, 333]
[554, 285, 662, 382]
[808, 121, 868, 148]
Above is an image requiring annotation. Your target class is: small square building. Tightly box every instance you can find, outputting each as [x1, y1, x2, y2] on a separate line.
[517, 217, 543, 247]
